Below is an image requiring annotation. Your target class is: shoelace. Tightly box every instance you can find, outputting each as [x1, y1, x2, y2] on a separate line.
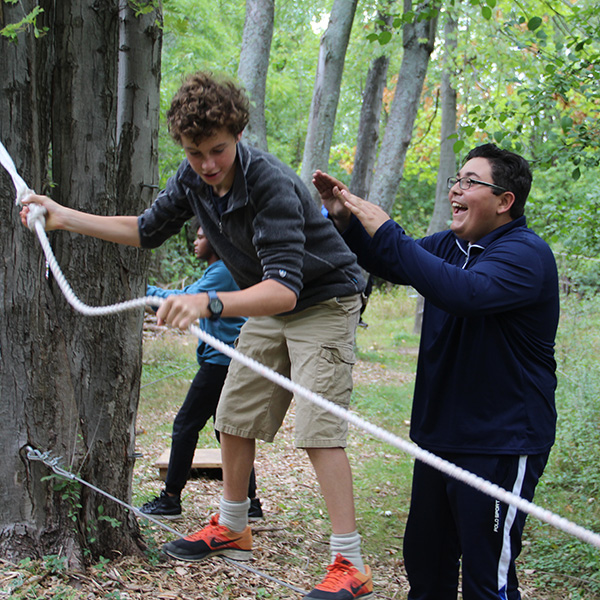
[184, 515, 226, 541]
[318, 560, 355, 590]
[185, 525, 223, 542]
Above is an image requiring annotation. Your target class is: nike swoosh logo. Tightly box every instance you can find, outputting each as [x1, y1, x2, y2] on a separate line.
[210, 536, 242, 548]
[350, 582, 364, 594]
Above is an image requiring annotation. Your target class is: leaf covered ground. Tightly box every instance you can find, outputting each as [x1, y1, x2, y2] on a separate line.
[2, 317, 596, 599]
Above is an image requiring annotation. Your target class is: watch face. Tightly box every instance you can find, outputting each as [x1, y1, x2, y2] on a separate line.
[209, 297, 223, 317]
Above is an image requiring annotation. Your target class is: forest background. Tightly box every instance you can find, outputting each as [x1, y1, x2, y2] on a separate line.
[1, 0, 600, 598]
[151, 0, 600, 294]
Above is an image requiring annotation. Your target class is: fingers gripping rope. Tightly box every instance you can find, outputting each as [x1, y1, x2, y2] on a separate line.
[4, 140, 600, 553]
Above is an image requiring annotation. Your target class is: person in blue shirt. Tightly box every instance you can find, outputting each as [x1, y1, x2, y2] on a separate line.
[314, 144, 559, 600]
[139, 222, 262, 521]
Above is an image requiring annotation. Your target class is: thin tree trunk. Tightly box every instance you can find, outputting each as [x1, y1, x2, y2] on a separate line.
[300, 0, 358, 202]
[370, 0, 438, 214]
[350, 3, 393, 200]
[414, 9, 458, 334]
[238, 0, 274, 151]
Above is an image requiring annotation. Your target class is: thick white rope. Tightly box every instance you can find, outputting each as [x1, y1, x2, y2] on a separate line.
[4, 140, 600, 551]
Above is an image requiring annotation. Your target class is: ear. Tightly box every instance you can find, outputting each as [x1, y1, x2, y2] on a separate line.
[497, 191, 515, 216]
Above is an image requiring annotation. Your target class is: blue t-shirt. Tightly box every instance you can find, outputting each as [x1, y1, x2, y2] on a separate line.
[146, 260, 246, 365]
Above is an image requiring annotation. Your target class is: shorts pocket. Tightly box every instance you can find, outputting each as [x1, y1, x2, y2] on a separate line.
[315, 344, 356, 407]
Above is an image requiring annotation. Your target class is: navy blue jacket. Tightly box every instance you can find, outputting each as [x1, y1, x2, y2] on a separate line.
[138, 142, 365, 313]
[344, 215, 559, 454]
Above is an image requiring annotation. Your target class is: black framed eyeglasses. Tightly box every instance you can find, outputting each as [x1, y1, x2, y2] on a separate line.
[447, 176, 507, 192]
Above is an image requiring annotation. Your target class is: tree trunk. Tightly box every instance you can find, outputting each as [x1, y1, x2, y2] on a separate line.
[300, 0, 358, 202]
[414, 9, 458, 334]
[238, 0, 274, 151]
[370, 0, 438, 214]
[350, 3, 393, 200]
[0, 0, 161, 564]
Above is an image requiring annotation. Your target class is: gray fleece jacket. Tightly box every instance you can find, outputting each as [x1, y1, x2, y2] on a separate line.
[138, 141, 365, 313]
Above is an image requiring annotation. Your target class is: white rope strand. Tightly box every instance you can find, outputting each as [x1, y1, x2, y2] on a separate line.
[185, 321, 600, 549]
[4, 145, 600, 554]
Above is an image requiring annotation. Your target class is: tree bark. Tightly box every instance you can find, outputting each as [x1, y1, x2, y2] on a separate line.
[350, 3, 394, 200]
[414, 9, 458, 334]
[370, 0, 438, 214]
[0, 0, 161, 564]
[237, 0, 274, 151]
[300, 0, 358, 202]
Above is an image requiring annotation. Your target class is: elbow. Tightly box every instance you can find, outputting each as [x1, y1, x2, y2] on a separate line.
[281, 288, 298, 312]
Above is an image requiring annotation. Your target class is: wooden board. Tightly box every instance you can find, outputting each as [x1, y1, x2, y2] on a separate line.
[154, 448, 222, 480]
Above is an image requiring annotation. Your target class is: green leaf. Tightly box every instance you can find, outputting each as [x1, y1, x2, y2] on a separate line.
[378, 31, 392, 46]
[493, 131, 507, 142]
[561, 116, 573, 132]
[527, 16, 543, 31]
[482, 6, 492, 20]
[453, 140, 465, 154]
[486, 0, 496, 6]
[572, 167, 581, 181]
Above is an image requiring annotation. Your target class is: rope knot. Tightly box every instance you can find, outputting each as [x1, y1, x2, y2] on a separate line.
[24, 198, 47, 232]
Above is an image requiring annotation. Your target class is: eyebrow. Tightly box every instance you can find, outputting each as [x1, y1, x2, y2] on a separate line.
[457, 170, 479, 178]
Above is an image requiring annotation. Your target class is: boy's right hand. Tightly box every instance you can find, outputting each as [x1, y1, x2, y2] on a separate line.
[20, 194, 66, 231]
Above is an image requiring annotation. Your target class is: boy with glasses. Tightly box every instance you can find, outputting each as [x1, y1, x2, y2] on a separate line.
[314, 143, 559, 600]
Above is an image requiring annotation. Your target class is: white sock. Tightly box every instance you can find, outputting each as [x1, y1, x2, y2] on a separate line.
[218, 497, 250, 533]
[330, 531, 365, 573]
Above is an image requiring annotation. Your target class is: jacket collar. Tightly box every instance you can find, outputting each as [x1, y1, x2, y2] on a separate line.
[455, 215, 527, 256]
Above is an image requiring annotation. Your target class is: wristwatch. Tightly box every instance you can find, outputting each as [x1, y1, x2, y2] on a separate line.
[207, 290, 223, 321]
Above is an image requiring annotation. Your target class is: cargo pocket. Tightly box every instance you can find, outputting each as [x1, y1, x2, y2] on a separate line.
[315, 344, 356, 408]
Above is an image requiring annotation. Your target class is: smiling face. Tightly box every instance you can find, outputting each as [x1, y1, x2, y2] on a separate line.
[449, 157, 515, 244]
[182, 128, 241, 196]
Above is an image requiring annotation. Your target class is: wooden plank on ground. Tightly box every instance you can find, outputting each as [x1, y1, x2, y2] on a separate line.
[154, 448, 222, 480]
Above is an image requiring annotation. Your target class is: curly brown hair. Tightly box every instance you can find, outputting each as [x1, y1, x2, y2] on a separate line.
[167, 72, 250, 144]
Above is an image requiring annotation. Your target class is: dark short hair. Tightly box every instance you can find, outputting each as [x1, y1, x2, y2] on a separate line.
[465, 143, 532, 218]
[167, 72, 250, 145]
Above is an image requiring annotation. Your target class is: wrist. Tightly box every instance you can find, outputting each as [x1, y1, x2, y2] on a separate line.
[207, 290, 223, 321]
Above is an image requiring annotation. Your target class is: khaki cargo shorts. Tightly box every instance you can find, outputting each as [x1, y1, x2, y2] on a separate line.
[215, 294, 362, 448]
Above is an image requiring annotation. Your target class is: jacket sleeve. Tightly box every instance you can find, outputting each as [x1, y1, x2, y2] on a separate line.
[346, 217, 554, 317]
[244, 158, 307, 296]
[138, 162, 195, 249]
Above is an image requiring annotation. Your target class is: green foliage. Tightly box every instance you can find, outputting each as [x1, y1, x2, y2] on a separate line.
[0, 4, 47, 41]
[128, 0, 160, 17]
[451, 0, 600, 177]
[41, 474, 82, 523]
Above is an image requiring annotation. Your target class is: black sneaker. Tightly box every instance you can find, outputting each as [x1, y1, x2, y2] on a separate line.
[248, 497, 264, 522]
[138, 490, 182, 520]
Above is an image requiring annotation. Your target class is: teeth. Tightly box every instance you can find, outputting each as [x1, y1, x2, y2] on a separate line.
[452, 202, 466, 209]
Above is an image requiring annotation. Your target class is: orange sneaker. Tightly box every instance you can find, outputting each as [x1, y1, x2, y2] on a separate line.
[162, 514, 252, 562]
[303, 554, 373, 599]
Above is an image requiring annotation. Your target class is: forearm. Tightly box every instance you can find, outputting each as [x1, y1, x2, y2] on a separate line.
[21, 194, 142, 247]
[156, 278, 298, 330]
[219, 279, 297, 317]
[60, 210, 141, 247]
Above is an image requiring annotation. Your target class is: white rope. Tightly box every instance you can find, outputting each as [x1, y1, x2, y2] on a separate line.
[4, 142, 600, 552]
